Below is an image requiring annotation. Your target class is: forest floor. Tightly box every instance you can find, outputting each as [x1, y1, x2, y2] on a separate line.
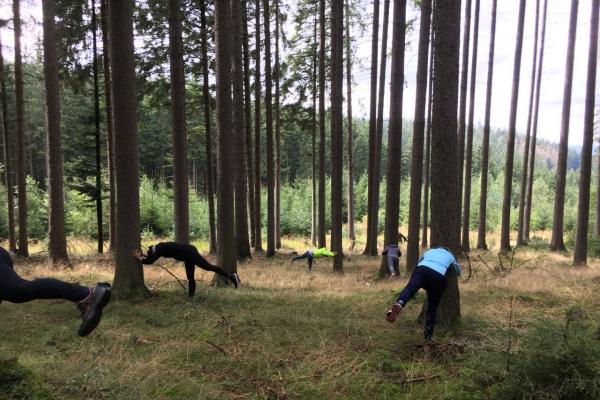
[1, 234, 600, 399]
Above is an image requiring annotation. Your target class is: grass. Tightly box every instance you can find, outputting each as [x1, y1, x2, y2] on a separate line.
[1, 233, 600, 399]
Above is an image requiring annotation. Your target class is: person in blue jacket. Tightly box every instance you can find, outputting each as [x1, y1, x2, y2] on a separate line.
[386, 247, 461, 340]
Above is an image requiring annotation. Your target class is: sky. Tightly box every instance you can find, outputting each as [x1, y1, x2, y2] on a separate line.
[349, 0, 597, 147]
[0, 0, 597, 146]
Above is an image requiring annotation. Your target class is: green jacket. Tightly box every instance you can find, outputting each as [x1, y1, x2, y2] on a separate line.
[313, 248, 335, 258]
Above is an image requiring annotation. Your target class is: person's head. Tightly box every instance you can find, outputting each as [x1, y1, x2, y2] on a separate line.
[147, 245, 157, 258]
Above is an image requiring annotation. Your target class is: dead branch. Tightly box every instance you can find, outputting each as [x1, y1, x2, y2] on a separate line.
[205, 340, 228, 355]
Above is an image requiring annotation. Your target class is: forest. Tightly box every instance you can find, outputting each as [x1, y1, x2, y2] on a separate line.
[0, 0, 599, 398]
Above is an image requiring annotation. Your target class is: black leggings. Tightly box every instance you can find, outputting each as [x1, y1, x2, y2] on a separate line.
[292, 251, 313, 270]
[0, 248, 89, 304]
[396, 266, 447, 339]
[184, 251, 230, 298]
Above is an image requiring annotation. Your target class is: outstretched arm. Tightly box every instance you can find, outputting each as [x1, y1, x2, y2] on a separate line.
[131, 249, 159, 265]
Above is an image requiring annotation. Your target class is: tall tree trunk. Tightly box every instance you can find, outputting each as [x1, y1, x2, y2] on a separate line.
[100, 0, 116, 252]
[109, 0, 148, 296]
[517, 0, 540, 246]
[421, 19, 434, 251]
[13, 0, 28, 257]
[345, 0, 355, 251]
[524, 0, 547, 241]
[242, 0, 255, 247]
[264, 0, 275, 257]
[311, 7, 318, 247]
[573, 0, 598, 265]
[274, 0, 282, 249]
[43, 0, 69, 264]
[461, 0, 480, 251]
[477, 0, 497, 250]
[379, 0, 406, 277]
[366, 0, 390, 256]
[363, 0, 380, 255]
[214, 0, 237, 275]
[330, 0, 344, 272]
[499, 0, 526, 253]
[318, 0, 327, 249]
[407, 0, 432, 272]
[232, 0, 252, 260]
[427, 0, 461, 324]
[200, 0, 217, 254]
[456, 0, 472, 237]
[254, 0, 263, 251]
[550, 0, 578, 252]
[168, 0, 189, 244]
[0, 33, 15, 252]
[92, 0, 104, 254]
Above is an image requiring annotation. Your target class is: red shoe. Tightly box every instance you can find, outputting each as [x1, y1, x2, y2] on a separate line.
[386, 303, 402, 323]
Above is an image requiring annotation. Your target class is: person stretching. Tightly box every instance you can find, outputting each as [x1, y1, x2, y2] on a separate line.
[0, 247, 111, 337]
[132, 242, 240, 298]
[382, 244, 401, 278]
[386, 247, 461, 340]
[291, 247, 335, 271]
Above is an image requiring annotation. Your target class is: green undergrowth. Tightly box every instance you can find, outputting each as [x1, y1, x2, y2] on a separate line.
[0, 252, 599, 399]
[0, 358, 56, 400]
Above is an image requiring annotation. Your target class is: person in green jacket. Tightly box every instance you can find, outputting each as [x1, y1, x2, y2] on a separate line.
[291, 248, 335, 271]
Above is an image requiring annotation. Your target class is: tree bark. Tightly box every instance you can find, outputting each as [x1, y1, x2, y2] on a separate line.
[318, 0, 327, 249]
[573, 0, 598, 266]
[0, 32, 16, 252]
[427, 0, 462, 325]
[517, 0, 540, 246]
[254, 0, 263, 251]
[345, 0, 355, 251]
[456, 0, 472, 238]
[499, 0, 526, 253]
[13, 0, 28, 257]
[363, 0, 379, 255]
[232, 0, 252, 260]
[263, 0, 275, 257]
[366, 0, 391, 256]
[407, 0, 431, 272]
[91, 0, 104, 254]
[311, 7, 318, 247]
[43, 0, 69, 264]
[331, 0, 344, 272]
[242, 0, 255, 247]
[550, 0, 578, 252]
[477, 0, 497, 250]
[461, 0, 480, 251]
[100, 0, 116, 253]
[379, 0, 406, 277]
[524, 0, 548, 241]
[200, 0, 217, 254]
[274, 0, 282, 249]
[214, 0, 237, 275]
[168, 0, 189, 244]
[109, 0, 148, 296]
[421, 18, 434, 251]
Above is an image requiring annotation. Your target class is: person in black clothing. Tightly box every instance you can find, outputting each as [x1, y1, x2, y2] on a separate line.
[0, 247, 111, 337]
[132, 242, 240, 298]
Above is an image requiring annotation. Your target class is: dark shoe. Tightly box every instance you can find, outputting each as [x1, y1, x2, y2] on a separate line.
[424, 325, 434, 341]
[386, 303, 402, 323]
[230, 273, 240, 288]
[77, 284, 112, 337]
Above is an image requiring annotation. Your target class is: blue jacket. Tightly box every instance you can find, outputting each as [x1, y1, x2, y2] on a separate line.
[418, 248, 461, 277]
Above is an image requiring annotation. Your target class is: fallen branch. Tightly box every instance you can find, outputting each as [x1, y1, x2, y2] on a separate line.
[205, 340, 228, 355]
[154, 264, 187, 292]
[402, 374, 441, 384]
